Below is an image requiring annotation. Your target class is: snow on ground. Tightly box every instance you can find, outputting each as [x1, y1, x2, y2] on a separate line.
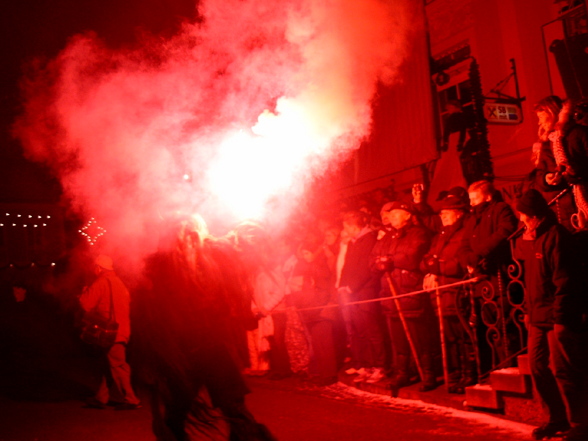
[312, 382, 535, 437]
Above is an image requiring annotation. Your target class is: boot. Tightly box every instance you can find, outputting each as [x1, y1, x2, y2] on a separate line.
[453, 351, 478, 394]
[418, 352, 438, 392]
[390, 354, 410, 389]
[447, 352, 464, 394]
[447, 370, 462, 394]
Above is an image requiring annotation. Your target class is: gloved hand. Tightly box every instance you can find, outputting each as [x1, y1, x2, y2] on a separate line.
[423, 254, 441, 275]
[375, 255, 395, 272]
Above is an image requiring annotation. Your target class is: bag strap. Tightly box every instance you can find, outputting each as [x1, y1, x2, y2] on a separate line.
[106, 278, 116, 323]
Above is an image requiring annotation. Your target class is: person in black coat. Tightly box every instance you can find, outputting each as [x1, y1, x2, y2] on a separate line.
[513, 189, 588, 441]
[458, 180, 518, 371]
[338, 211, 386, 384]
[422, 190, 476, 394]
[371, 201, 436, 391]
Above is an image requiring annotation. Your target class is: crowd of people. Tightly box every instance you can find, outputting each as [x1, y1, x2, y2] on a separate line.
[223, 95, 588, 441]
[2, 95, 588, 441]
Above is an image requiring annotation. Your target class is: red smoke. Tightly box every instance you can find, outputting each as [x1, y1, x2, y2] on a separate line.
[13, 0, 414, 270]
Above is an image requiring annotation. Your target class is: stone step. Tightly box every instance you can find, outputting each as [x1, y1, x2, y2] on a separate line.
[464, 384, 503, 410]
[517, 354, 531, 376]
[489, 367, 530, 394]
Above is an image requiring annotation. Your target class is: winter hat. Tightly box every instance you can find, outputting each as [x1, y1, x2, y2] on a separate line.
[440, 194, 468, 211]
[388, 201, 414, 214]
[380, 201, 396, 214]
[95, 254, 114, 271]
[515, 189, 550, 218]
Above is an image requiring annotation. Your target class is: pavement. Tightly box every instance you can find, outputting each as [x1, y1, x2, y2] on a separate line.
[0, 373, 535, 441]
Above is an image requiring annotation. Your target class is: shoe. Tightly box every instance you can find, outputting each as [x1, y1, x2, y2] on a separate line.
[532, 421, 571, 440]
[83, 397, 107, 409]
[345, 367, 359, 375]
[366, 368, 386, 384]
[115, 402, 142, 411]
[352, 368, 371, 383]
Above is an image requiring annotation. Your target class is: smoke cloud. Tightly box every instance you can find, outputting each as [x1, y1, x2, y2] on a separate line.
[13, 0, 414, 269]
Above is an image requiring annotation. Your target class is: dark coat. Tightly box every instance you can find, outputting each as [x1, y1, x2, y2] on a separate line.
[339, 228, 380, 310]
[288, 254, 333, 323]
[421, 218, 467, 315]
[459, 199, 517, 275]
[371, 224, 431, 317]
[513, 217, 585, 329]
[561, 124, 588, 184]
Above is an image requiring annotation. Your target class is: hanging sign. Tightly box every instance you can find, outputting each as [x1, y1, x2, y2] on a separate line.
[483, 101, 523, 124]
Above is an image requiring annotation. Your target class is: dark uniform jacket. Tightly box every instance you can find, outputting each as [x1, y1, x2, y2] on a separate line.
[371, 223, 431, 317]
[513, 217, 584, 329]
[421, 217, 467, 315]
[459, 199, 517, 276]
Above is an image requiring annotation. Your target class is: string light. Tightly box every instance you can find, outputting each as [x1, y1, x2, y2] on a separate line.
[79, 217, 106, 246]
[2, 212, 51, 227]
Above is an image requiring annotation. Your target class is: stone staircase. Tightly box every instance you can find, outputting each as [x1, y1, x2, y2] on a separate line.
[465, 354, 545, 425]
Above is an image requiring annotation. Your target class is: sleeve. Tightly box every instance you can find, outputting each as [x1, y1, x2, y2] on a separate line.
[413, 202, 442, 234]
[369, 233, 388, 273]
[473, 203, 517, 258]
[393, 228, 430, 272]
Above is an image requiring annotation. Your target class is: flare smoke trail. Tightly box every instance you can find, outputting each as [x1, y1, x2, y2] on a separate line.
[13, 0, 415, 268]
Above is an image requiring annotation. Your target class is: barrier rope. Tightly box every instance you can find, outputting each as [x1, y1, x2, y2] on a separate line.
[293, 277, 480, 312]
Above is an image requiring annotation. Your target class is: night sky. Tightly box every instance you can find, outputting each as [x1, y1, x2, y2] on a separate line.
[0, 0, 198, 203]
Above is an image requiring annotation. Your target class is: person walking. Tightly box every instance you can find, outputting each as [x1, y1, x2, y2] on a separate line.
[80, 254, 141, 410]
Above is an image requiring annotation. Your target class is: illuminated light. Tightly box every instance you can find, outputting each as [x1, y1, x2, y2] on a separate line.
[183, 174, 191, 181]
[23, 225, 27, 228]
[34, 225, 38, 228]
[43, 224, 47, 226]
[205, 100, 327, 221]
[79, 217, 106, 245]
[12, 224, 16, 227]
[47, 216, 51, 219]
[28, 215, 32, 218]
[5, 213, 9, 216]
[38, 216, 42, 219]
[51, 263, 56, 267]
[0, 224, 3, 227]
[17, 214, 21, 217]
